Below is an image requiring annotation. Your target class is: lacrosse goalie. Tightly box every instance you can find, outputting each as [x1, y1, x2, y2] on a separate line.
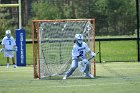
[1, 30, 17, 68]
[63, 34, 96, 80]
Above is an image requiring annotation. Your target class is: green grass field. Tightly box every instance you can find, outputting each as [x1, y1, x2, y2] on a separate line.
[0, 62, 140, 93]
[0, 38, 139, 93]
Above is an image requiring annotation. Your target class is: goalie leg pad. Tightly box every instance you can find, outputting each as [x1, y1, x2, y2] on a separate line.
[66, 60, 78, 77]
[84, 63, 90, 74]
[80, 59, 90, 74]
[78, 59, 90, 73]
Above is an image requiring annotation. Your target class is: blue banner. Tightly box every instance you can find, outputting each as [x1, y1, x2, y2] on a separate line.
[16, 29, 26, 66]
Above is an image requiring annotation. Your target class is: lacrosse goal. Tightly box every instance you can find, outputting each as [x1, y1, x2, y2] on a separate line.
[32, 19, 96, 79]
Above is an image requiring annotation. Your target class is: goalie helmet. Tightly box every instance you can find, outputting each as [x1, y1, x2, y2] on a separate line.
[5, 30, 11, 38]
[75, 34, 83, 46]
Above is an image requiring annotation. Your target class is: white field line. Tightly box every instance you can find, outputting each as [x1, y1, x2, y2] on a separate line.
[110, 68, 140, 70]
[3, 81, 140, 90]
[48, 82, 140, 88]
[10, 81, 139, 89]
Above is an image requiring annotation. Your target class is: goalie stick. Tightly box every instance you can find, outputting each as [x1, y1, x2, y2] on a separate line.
[5, 49, 17, 52]
[0, 48, 17, 53]
[0, 48, 17, 52]
[88, 52, 99, 61]
[83, 21, 92, 37]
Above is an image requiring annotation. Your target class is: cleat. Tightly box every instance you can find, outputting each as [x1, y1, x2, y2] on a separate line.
[13, 65, 17, 68]
[89, 74, 94, 78]
[63, 75, 67, 80]
[7, 65, 9, 68]
[7, 63, 10, 68]
[85, 73, 94, 79]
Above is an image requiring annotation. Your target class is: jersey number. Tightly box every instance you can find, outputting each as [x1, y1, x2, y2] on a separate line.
[9, 41, 11, 45]
[79, 51, 83, 57]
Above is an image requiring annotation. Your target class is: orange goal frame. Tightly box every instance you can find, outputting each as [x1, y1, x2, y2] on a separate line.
[32, 19, 96, 79]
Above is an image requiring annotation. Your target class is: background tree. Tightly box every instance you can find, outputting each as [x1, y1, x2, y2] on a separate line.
[0, 8, 17, 38]
[0, 0, 137, 37]
[32, 1, 61, 20]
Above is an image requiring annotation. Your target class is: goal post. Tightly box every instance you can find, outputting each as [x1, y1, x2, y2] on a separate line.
[0, 0, 22, 28]
[32, 19, 96, 79]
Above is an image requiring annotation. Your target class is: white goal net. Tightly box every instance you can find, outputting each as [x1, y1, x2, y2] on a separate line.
[32, 19, 96, 79]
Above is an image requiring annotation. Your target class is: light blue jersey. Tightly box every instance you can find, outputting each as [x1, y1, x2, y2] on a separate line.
[1, 36, 16, 50]
[72, 42, 90, 60]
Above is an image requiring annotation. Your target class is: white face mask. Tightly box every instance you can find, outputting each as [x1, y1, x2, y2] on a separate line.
[7, 34, 11, 38]
[77, 39, 83, 44]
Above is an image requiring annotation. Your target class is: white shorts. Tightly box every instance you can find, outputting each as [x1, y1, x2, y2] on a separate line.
[4, 51, 14, 58]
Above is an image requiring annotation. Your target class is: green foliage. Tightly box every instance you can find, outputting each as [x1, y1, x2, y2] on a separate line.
[91, 0, 136, 35]
[30, 0, 136, 36]
[32, 1, 61, 19]
[0, 8, 17, 39]
[0, 0, 137, 37]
